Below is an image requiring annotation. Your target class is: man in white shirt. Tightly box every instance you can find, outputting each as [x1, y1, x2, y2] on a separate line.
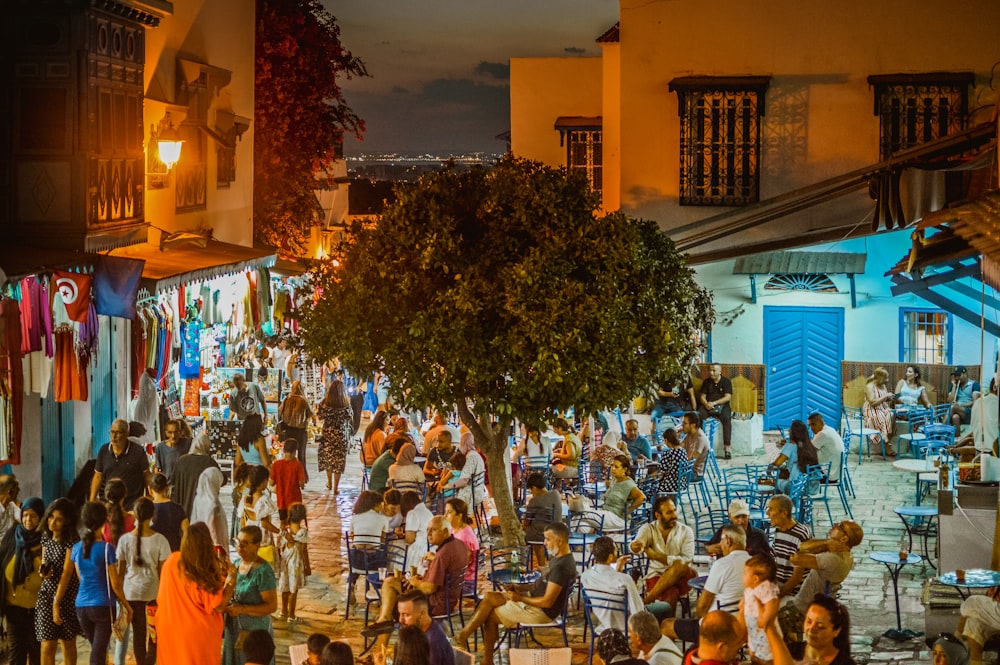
[630, 497, 695, 612]
[663, 525, 749, 643]
[629, 610, 683, 665]
[807, 413, 845, 481]
[580, 535, 645, 633]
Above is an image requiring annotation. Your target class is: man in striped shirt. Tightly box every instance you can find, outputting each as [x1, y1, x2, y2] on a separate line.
[766, 494, 812, 597]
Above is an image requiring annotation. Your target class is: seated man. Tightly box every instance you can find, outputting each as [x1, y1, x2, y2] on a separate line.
[680, 412, 710, 480]
[779, 520, 864, 644]
[953, 379, 998, 462]
[705, 499, 770, 558]
[766, 495, 812, 597]
[455, 522, 577, 665]
[960, 587, 1000, 664]
[684, 611, 746, 665]
[808, 413, 845, 481]
[949, 366, 982, 438]
[698, 364, 733, 460]
[580, 536, 646, 633]
[663, 525, 749, 643]
[628, 610, 683, 665]
[397, 590, 456, 665]
[363, 515, 468, 646]
[622, 419, 653, 464]
[630, 496, 696, 612]
[522, 472, 562, 565]
[649, 375, 691, 439]
[423, 429, 456, 486]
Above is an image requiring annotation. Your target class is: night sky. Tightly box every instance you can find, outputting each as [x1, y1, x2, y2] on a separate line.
[327, 1, 619, 156]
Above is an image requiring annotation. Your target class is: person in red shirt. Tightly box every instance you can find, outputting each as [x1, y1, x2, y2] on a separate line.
[271, 438, 307, 526]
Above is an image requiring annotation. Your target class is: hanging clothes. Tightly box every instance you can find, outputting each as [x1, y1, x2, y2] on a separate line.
[53, 329, 88, 402]
[180, 319, 202, 379]
[0, 299, 25, 464]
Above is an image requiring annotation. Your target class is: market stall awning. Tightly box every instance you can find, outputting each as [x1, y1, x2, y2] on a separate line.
[109, 239, 276, 293]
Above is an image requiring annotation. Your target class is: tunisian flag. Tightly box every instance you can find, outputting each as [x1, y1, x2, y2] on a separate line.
[52, 271, 92, 323]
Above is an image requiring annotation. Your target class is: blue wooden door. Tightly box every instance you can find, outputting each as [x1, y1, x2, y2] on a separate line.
[763, 307, 844, 430]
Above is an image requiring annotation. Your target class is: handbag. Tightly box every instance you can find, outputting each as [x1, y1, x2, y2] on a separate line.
[567, 494, 590, 512]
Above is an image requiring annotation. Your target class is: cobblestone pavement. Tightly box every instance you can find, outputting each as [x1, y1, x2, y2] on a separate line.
[95, 437, 977, 664]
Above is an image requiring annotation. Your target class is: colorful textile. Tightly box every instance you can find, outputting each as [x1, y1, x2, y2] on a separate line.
[179, 320, 201, 379]
[52, 271, 92, 323]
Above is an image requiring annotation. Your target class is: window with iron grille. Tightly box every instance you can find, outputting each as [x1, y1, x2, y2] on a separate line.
[567, 129, 602, 194]
[669, 77, 770, 206]
[868, 73, 973, 160]
[900, 308, 951, 365]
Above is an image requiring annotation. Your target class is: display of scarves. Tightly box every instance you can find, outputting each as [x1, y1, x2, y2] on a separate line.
[180, 319, 202, 379]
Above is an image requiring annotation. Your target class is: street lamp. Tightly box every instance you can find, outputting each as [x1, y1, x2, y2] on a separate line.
[157, 122, 184, 170]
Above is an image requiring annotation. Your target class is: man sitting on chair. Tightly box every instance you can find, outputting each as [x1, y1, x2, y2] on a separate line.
[581, 536, 646, 632]
[455, 522, 577, 665]
[630, 496, 696, 614]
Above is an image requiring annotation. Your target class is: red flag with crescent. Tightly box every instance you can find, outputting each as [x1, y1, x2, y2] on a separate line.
[53, 271, 92, 323]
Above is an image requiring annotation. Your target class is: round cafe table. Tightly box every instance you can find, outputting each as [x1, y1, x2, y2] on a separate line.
[870, 551, 924, 641]
[893, 458, 937, 505]
[937, 569, 1000, 599]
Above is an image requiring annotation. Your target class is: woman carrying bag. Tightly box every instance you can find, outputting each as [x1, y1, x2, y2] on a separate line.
[0, 497, 46, 665]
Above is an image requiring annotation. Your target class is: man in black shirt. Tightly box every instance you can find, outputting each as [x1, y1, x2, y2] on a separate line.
[455, 522, 577, 665]
[89, 418, 151, 508]
[699, 363, 734, 459]
[705, 499, 770, 558]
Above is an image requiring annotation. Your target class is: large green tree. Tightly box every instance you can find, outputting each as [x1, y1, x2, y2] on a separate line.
[254, 0, 366, 254]
[300, 157, 713, 542]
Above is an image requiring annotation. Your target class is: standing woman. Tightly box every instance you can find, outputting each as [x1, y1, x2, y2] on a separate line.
[156, 522, 235, 664]
[53, 502, 131, 665]
[317, 380, 355, 493]
[549, 418, 581, 485]
[36, 498, 81, 665]
[223, 526, 278, 665]
[236, 413, 272, 470]
[863, 367, 897, 458]
[278, 380, 315, 482]
[0, 496, 45, 665]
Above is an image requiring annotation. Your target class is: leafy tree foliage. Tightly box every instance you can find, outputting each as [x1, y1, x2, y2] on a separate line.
[254, 0, 366, 254]
[300, 157, 713, 541]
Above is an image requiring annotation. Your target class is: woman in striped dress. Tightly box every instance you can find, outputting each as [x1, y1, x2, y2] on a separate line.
[863, 367, 896, 458]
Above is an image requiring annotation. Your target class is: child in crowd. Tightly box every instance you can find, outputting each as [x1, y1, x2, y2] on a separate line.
[244, 465, 280, 563]
[149, 473, 187, 552]
[275, 502, 310, 622]
[301, 633, 330, 665]
[103, 479, 134, 546]
[740, 553, 782, 665]
[114, 497, 171, 665]
[271, 438, 307, 527]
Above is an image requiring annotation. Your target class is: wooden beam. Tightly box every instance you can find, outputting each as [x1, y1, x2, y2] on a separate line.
[940, 280, 1000, 312]
[890, 275, 1000, 337]
[890, 264, 981, 296]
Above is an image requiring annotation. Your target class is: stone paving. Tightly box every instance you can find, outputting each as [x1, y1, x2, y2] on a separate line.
[91, 434, 984, 665]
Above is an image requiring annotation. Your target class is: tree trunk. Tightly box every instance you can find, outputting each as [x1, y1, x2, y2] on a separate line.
[456, 402, 525, 546]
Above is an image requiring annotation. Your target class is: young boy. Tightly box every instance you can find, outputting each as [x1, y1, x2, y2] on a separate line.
[271, 437, 307, 526]
[302, 633, 330, 665]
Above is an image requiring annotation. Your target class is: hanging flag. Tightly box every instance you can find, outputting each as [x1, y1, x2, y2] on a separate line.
[93, 255, 145, 319]
[52, 271, 92, 323]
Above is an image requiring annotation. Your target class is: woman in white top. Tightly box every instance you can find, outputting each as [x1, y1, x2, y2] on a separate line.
[440, 434, 488, 508]
[399, 491, 433, 572]
[349, 491, 389, 544]
[114, 498, 171, 665]
[191, 467, 229, 549]
[894, 365, 932, 409]
[512, 424, 552, 462]
[389, 442, 427, 490]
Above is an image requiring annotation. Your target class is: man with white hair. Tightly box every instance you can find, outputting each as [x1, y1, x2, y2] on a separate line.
[705, 499, 770, 557]
[629, 610, 683, 665]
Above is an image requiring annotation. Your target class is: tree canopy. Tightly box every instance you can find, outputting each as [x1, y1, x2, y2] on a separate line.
[254, 0, 366, 254]
[300, 156, 714, 540]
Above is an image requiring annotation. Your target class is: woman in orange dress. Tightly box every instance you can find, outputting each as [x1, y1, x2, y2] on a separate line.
[156, 522, 235, 664]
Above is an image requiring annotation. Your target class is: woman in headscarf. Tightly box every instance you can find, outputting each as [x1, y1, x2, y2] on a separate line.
[278, 380, 314, 482]
[191, 467, 229, 548]
[439, 434, 487, 509]
[388, 442, 426, 490]
[0, 496, 45, 665]
[596, 628, 646, 665]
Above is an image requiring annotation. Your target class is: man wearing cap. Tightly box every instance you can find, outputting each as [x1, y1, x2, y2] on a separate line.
[705, 499, 770, 557]
[785, 520, 863, 612]
[949, 366, 982, 437]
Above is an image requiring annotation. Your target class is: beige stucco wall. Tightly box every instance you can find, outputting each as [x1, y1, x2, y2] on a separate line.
[617, 0, 1000, 244]
[143, 0, 255, 247]
[510, 57, 603, 170]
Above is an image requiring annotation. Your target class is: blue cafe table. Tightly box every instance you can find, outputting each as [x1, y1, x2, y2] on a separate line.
[870, 551, 924, 641]
[937, 569, 1000, 599]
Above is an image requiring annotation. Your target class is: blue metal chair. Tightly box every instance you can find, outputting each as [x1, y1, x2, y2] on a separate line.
[345, 531, 386, 620]
[581, 587, 632, 662]
[392, 480, 427, 501]
[897, 408, 932, 457]
[504, 580, 575, 650]
[430, 570, 468, 635]
[842, 405, 885, 463]
[824, 447, 855, 520]
[805, 462, 834, 526]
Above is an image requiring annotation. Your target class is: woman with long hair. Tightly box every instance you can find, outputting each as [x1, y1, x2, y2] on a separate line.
[864, 367, 897, 458]
[236, 413, 272, 470]
[102, 479, 133, 547]
[765, 594, 855, 665]
[392, 624, 430, 665]
[774, 420, 820, 494]
[362, 410, 390, 466]
[222, 526, 278, 665]
[53, 502, 130, 665]
[317, 380, 354, 493]
[113, 497, 170, 665]
[598, 454, 645, 530]
[657, 428, 689, 494]
[36, 498, 81, 665]
[278, 380, 315, 481]
[443, 498, 479, 587]
[0, 496, 45, 665]
[155, 522, 235, 664]
[895, 365, 932, 410]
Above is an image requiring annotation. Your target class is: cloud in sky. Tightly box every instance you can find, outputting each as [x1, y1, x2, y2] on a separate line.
[475, 61, 510, 80]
